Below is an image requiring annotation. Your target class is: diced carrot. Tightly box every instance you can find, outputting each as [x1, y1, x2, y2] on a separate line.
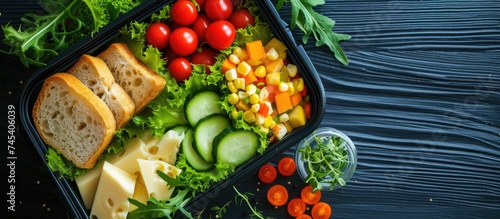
[222, 58, 236, 73]
[243, 69, 258, 85]
[303, 102, 311, 119]
[290, 93, 302, 106]
[246, 40, 266, 61]
[275, 92, 293, 114]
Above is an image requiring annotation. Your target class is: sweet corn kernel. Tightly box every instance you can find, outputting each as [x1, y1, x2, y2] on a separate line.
[278, 82, 289, 92]
[266, 48, 279, 61]
[287, 64, 298, 78]
[254, 65, 266, 78]
[233, 47, 248, 61]
[237, 61, 252, 76]
[228, 93, 239, 105]
[249, 93, 260, 104]
[229, 54, 241, 65]
[255, 114, 265, 125]
[233, 78, 246, 90]
[246, 84, 257, 95]
[279, 113, 289, 123]
[259, 88, 269, 101]
[231, 110, 239, 119]
[238, 90, 249, 99]
[225, 68, 238, 81]
[287, 82, 296, 95]
[243, 110, 256, 123]
[263, 116, 274, 128]
[292, 78, 304, 92]
[251, 103, 260, 113]
[227, 82, 238, 93]
[266, 72, 281, 86]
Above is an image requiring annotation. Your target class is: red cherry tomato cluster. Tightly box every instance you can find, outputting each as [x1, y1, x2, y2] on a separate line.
[257, 157, 332, 219]
[145, 0, 255, 82]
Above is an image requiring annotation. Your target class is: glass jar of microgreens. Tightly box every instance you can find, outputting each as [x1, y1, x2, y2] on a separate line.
[295, 127, 357, 191]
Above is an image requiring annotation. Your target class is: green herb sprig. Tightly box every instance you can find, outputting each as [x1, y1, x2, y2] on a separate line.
[233, 186, 274, 219]
[298, 132, 349, 191]
[275, 0, 351, 65]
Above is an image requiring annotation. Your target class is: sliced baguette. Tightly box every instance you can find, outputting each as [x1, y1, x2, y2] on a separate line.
[97, 43, 166, 113]
[68, 54, 135, 129]
[32, 73, 116, 169]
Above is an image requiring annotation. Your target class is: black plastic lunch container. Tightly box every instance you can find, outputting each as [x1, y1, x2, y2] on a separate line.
[18, 0, 326, 218]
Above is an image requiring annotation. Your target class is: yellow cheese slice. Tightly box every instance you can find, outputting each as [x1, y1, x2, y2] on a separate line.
[90, 161, 136, 219]
[129, 182, 148, 212]
[146, 130, 183, 165]
[137, 159, 181, 201]
[75, 162, 104, 210]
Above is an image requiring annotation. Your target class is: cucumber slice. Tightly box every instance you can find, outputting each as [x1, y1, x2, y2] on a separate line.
[185, 90, 223, 127]
[213, 127, 259, 167]
[181, 129, 214, 171]
[193, 114, 231, 163]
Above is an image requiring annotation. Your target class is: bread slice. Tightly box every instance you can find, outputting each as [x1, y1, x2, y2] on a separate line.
[32, 73, 116, 169]
[68, 54, 135, 129]
[97, 43, 166, 113]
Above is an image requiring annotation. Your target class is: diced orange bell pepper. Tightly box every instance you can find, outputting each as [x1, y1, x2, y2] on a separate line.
[222, 58, 236, 73]
[275, 92, 293, 114]
[243, 69, 258, 85]
[290, 93, 302, 106]
[246, 40, 266, 61]
[259, 102, 270, 116]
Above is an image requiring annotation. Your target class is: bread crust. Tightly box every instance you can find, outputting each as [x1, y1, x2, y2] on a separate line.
[32, 73, 116, 169]
[68, 54, 135, 129]
[97, 43, 166, 113]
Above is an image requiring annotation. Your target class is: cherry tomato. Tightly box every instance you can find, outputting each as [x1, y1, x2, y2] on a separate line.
[205, 0, 233, 20]
[301, 185, 322, 205]
[170, 0, 198, 26]
[163, 47, 180, 65]
[145, 22, 171, 50]
[296, 214, 313, 219]
[195, 0, 206, 11]
[287, 198, 307, 217]
[190, 46, 217, 74]
[267, 184, 288, 207]
[169, 27, 199, 57]
[228, 8, 255, 29]
[205, 20, 236, 50]
[278, 156, 296, 176]
[258, 163, 277, 183]
[311, 202, 332, 219]
[191, 14, 212, 43]
[168, 57, 192, 82]
[230, 0, 243, 7]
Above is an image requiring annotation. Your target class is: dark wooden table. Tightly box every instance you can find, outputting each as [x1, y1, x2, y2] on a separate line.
[2, 0, 499, 218]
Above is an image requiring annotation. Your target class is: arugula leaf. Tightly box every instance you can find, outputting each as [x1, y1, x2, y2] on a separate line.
[128, 187, 194, 219]
[1, 0, 145, 67]
[275, 0, 351, 65]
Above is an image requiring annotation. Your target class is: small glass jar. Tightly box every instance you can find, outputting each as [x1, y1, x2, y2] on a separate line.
[294, 127, 357, 190]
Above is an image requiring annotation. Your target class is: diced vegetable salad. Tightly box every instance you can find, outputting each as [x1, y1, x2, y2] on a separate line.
[45, 0, 315, 218]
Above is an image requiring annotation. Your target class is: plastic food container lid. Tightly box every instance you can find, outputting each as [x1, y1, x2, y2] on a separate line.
[295, 127, 357, 190]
